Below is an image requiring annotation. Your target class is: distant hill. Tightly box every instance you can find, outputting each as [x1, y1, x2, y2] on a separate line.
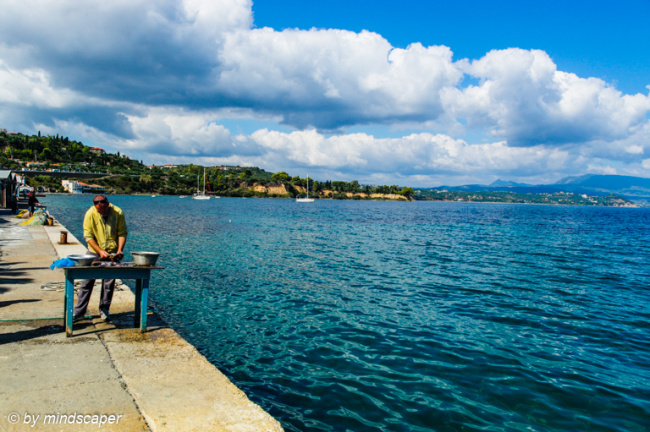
[489, 180, 533, 188]
[555, 173, 650, 189]
[552, 174, 650, 203]
[424, 174, 650, 204]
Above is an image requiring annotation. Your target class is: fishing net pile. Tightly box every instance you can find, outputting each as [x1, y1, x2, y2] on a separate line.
[20, 209, 49, 226]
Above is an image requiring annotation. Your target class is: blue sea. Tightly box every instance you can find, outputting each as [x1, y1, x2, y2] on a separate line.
[41, 195, 650, 431]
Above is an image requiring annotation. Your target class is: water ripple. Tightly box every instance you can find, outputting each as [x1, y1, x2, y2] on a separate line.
[43, 196, 650, 432]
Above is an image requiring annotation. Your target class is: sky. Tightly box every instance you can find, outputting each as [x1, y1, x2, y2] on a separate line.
[1, 0, 649, 187]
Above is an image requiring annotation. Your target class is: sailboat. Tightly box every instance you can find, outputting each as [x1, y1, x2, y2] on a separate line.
[296, 175, 315, 203]
[192, 168, 210, 200]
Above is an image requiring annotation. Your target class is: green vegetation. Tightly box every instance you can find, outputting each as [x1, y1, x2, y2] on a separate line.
[0, 130, 145, 174]
[2, 130, 634, 206]
[415, 189, 635, 207]
[1, 130, 412, 200]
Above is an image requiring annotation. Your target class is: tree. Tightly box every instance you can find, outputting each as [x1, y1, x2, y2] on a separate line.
[271, 171, 290, 183]
[40, 147, 54, 161]
[401, 187, 414, 199]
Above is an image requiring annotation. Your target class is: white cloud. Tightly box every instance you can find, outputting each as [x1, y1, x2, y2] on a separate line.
[248, 128, 572, 178]
[0, 61, 79, 108]
[625, 145, 644, 155]
[0, 0, 254, 109]
[119, 108, 251, 157]
[448, 49, 650, 147]
[36, 104, 648, 186]
[0, 0, 251, 55]
[585, 164, 618, 175]
[218, 28, 463, 128]
[1, 1, 650, 185]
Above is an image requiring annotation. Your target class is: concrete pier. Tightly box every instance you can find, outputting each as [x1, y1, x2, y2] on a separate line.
[0, 209, 284, 431]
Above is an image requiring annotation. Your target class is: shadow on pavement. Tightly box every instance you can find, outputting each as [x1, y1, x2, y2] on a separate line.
[0, 323, 63, 345]
[0, 276, 35, 286]
[0, 298, 41, 308]
[0, 264, 36, 287]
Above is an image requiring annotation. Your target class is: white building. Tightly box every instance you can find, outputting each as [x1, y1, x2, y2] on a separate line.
[61, 180, 106, 194]
[62, 180, 83, 194]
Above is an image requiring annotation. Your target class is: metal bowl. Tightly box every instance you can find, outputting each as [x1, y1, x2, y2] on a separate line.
[131, 251, 160, 266]
[68, 254, 96, 266]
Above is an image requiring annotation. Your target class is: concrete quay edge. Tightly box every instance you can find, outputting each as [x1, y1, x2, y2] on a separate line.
[0, 210, 284, 432]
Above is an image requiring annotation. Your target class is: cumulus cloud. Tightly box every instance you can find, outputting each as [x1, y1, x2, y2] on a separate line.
[0, 60, 79, 108]
[116, 108, 270, 158]
[1, 0, 650, 185]
[0, 0, 252, 105]
[218, 29, 462, 129]
[247, 129, 574, 180]
[447, 49, 650, 147]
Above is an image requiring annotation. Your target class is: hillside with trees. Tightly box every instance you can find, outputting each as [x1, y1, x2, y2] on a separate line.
[0, 130, 145, 173]
[4, 130, 634, 206]
[1, 130, 414, 200]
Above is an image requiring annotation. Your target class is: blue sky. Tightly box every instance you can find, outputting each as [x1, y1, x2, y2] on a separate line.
[1, 0, 649, 187]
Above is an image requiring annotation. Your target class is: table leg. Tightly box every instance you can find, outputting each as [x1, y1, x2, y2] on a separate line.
[140, 278, 149, 332]
[64, 275, 74, 337]
[134, 279, 142, 328]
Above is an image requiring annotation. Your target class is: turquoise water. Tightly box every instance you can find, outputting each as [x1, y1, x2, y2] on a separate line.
[42, 195, 650, 431]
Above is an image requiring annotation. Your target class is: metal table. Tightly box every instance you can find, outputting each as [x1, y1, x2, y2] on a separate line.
[63, 264, 164, 336]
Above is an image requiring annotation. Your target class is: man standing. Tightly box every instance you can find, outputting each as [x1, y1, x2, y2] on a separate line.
[27, 192, 39, 217]
[10, 192, 18, 214]
[73, 195, 127, 322]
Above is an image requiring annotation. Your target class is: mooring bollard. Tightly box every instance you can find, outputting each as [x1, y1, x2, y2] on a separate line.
[60, 231, 68, 244]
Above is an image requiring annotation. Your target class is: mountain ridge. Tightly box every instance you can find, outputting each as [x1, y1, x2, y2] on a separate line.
[424, 174, 650, 203]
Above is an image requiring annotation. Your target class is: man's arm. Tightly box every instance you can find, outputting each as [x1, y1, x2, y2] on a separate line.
[116, 236, 126, 258]
[115, 209, 127, 258]
[87, 238, 110, 259]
